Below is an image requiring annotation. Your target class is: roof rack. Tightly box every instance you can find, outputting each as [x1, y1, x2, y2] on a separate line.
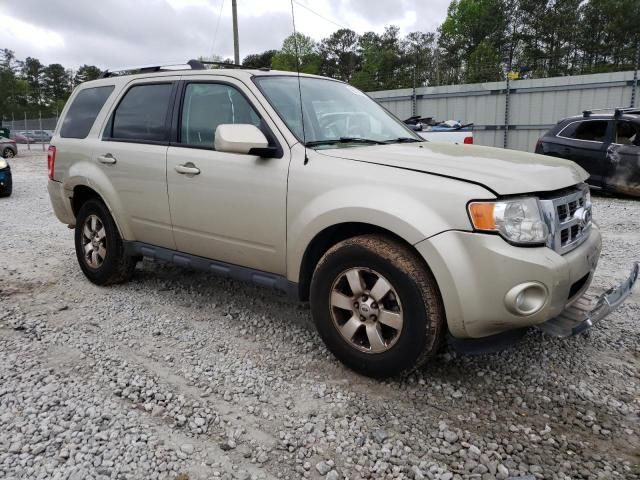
[101, 59, 250, 78]
[582, 107, 640, 118]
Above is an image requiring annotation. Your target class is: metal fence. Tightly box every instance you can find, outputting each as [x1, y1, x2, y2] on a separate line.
[2, 69, 638, 154]
[369, 70, 639, 152]
[1, 115, 58, 132]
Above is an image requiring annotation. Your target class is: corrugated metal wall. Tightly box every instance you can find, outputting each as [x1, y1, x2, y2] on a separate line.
[369, 71, 638, 152]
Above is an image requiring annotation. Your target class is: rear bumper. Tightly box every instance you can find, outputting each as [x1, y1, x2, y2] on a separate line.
[47, 179, 75, 226]
[415, 226, 603, 338]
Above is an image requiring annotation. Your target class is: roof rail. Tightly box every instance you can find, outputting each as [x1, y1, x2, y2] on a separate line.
[100, 59, 257, 78]
[101, 60, 205, 78]
[582, 107, 640, 118]
[189, 59, 246, 70]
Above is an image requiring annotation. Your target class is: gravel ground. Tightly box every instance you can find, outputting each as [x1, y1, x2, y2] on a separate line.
[1, 149, 639, 480]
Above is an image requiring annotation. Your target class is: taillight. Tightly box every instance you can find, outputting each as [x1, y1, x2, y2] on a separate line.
[47, 146, 56, 180]
[463, 136, 473, 144]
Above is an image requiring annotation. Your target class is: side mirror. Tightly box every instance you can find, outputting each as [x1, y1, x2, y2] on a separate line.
[214, 124, 277, 157]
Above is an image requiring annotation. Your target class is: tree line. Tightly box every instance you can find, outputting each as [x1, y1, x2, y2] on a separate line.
[0, 49, 102, 119]
[243, 0, 639, 91]
[1, 0, 638, 120]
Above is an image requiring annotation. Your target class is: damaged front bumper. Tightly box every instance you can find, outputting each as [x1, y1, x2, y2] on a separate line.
[537, 262, 639, 337]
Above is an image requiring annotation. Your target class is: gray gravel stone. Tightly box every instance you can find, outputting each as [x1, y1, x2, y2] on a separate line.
[1, 151, 638, 480]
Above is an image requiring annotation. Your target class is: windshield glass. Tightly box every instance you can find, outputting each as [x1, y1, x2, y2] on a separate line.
[254, 76, 421, 148]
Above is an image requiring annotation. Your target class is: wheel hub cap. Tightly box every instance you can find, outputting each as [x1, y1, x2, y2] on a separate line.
[81, 214, 107, 269]
[329, 267, 403, 354]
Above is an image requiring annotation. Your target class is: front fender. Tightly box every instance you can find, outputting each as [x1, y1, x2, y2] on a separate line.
[286, 182, 490, 283]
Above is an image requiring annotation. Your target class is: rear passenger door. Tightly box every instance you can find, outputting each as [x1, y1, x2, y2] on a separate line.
[166, 77, 290, 275]
[605, 120, 640, 192]
[556, 119, 612, 185]
[98, 78, 179, 249]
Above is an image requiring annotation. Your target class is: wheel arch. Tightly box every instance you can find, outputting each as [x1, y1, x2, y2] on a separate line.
[68, 182, 130, 240]
[296, 222, 436, 302]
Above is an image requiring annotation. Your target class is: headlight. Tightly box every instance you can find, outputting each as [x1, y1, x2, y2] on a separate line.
[0, 159, 7, 169]
[468, 197, 548, 245]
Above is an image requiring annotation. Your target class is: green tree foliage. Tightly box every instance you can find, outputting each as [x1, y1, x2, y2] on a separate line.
[21, 57, 45, 106]
[74, 65, 103, 85]
[43, 64, 71, 105]
[242, 50, 278, 69]
[0, 0, 638, 122]
[272, 32, 321, 74]
[318, 29, 361, 81]
[0, 52, 104, 120]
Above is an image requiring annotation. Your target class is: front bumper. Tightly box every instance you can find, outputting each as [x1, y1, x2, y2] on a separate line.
[537, 262, 639, 337]
[415, 226, 604, 338]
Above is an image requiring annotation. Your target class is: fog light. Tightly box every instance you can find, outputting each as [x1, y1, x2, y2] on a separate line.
[505, 282, 548, 316]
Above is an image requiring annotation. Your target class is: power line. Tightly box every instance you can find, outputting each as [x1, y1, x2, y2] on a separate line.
[210, 0, 225, 56]
[291, 0, 349, 31]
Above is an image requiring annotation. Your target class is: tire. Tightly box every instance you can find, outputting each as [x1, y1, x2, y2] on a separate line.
[310, 234, 445, 378]
[2, 147, 15, 159]
[74, 198, 137, 285]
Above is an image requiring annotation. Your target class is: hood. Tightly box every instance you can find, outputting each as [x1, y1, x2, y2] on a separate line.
[315, 142, 588, 196]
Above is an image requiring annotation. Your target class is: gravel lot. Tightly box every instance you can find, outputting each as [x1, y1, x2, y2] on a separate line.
[1, 149, 639, 480]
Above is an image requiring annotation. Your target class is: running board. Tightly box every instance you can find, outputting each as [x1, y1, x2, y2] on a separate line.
[124, 241, 299, 299]
[537, 262, 639, 337]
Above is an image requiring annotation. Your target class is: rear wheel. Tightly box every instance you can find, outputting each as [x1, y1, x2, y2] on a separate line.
[310, 234, 445, 378]
[74, 198, 137, 285]
[2, 147, 15, 158]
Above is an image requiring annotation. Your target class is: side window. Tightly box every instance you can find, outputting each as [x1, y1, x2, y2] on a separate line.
[111, 83, 173, 142]
[563, 121, 608, 142]
[180, 83, 262, 149]
[616, 121, 640, 145]
[60, 86, 114, 139]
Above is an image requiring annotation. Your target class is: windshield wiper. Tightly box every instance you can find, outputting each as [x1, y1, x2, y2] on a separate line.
[383, 137, 423, 144]
[305, 137, 387, 147]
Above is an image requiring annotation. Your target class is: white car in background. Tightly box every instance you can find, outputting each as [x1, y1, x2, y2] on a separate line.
[404, 116, 474, 144]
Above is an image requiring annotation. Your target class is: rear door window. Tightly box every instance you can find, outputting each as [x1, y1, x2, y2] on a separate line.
[560, 120, 609, 142]
[110, 83, 173, 142]
[60, 86, 114, 139]
[615, 121, 640, 145]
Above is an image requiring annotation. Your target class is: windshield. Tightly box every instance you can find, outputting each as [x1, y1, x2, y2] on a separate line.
[254, 76, 422, 148]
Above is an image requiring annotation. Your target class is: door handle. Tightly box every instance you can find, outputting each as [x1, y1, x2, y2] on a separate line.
[175, 163, 201, 175]
[97, 154, 117, 165]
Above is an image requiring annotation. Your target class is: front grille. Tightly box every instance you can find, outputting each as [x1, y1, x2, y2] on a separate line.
[540, 185, 592, 255]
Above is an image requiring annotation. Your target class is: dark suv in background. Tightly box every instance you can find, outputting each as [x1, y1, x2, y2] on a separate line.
[536, 108, 640, 197]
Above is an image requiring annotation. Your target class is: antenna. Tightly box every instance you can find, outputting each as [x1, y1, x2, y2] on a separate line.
[289, 0, 309, 165]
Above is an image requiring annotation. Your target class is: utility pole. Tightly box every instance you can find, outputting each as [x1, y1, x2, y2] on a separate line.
[232, 0, 240, 64]
[631, 40, 639, 108]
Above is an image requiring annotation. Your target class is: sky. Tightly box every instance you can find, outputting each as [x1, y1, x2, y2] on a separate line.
[0, 0, 452, 70]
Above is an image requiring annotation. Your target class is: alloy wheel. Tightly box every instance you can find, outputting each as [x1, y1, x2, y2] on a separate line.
[329, 267, 403, 353]
[81, 214, 107, 269]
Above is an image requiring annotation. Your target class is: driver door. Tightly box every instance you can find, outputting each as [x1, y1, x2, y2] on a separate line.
[166, 78, 290, 275]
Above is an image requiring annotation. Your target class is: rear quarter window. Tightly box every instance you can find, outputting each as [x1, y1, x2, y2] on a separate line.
[60, 86, 115, 139]
[559, 120, 609, 142]
[110, 83, 173, 142]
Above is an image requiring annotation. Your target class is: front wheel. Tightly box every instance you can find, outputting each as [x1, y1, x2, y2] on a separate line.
[2, 147, 15, 159]
[310, 234, 445, 378]
[74, 198, 137, 285]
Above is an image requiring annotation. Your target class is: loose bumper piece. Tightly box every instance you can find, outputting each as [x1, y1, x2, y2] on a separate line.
[537, 262, 639, 338]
